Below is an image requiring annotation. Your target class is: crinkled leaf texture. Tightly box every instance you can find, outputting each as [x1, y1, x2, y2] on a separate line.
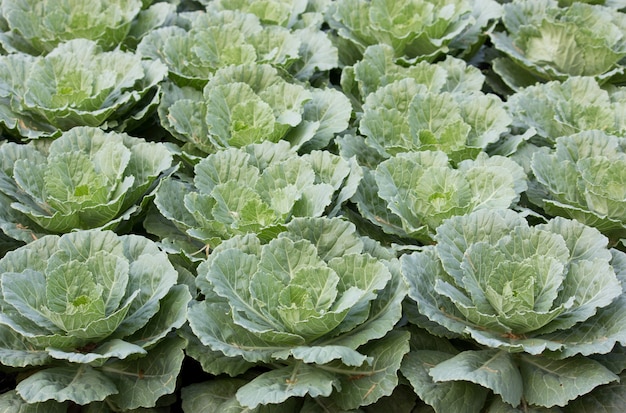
[149, 141, 361, 254]
[158, 62, 351, 154]
[0, 39, 167, 139]
[356, 53, 511, 162]
[0, 0, 143, 54]
[506, 76, 626, 145]
[355, 150, 526, 243]
[529, 130, 626, 244]
[327, 0, 477, 63]
[187, 217, 407, 407]
[0, 230, 190, 407]
[0, 127, 173, 241]
[402, 208, 626, 357]
[491, 0, 626, 90]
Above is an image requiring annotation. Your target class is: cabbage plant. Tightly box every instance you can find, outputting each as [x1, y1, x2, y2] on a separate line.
[0, 0, 149, 54]
[352, 151, 527, 244]
[0, 39, 167, 139]
[401, 209, 626, 409]
[327, 0, 501, 64]
[0, 127, 174, 243]
[507, 76, 626, 145]
[158, 62, 351, 154]
[341, 44, 490, 108]
[491, 0, 626, 90]
[529, 130, 626, 245]
[147, 141, 362, 256]
[138, 6, 337, 86]
[186, 216, 409, 410]
[0, 229, 191, 410]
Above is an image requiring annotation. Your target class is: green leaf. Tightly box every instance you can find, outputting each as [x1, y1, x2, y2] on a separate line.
[518, 354, 619, 408]
[401, 350, 489, 413]
[329, 330, 410, 410]
[46, 338, 145, 364]
[565, 369, 626, 413]
[0, 324, 50, 367]
[429, 349, 523, 407]
[100, 336, 186, 411]
[16, 365, 118, 405]
[0, 390, 67, 413]
[236, 363, 338, 408]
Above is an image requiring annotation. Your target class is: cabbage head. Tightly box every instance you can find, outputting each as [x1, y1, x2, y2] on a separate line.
[0, 127, 174, 243]
[158, 62, 351, 154]
[491, 0, 626, 90]
[147, 141, 362, 256]
[0, 230, 191, 410]
[530, 130, 626, 245]
[0, 39, 167, 139]
[506, 76, 626, 145]
[352, 151, 527, 244]
[401, 209, 626, 408]
[327, 0, 500, 64]
[0, 0, 142, 54]
[186, 216, 408, 410]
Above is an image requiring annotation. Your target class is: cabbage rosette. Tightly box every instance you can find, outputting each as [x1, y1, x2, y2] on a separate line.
[0, 0, 170, 55]
[401, 209, 626, 408]
[158, 62, 351, 154]
[403, 208, 626, 356]
[491, 0, 626, 90]
[530, 130, 626, 245]
[0, 127, 174, 242]
[0, 230, 191, 409]
[352, 150, 527, 243]
[138, 6, 336, 87]
[186, 217, 409, 409]
[147, 141, 361, 256]
[506, 76, 626, 145]
[0, 39, 167, 139]
[327, 0, 501, 64]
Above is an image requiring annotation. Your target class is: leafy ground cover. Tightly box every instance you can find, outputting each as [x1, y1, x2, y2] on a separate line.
[1, 0, 626, 411]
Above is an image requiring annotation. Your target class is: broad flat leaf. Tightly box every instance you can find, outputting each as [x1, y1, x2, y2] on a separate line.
[16, 365, 117, 404]
[518, 354, 619, 408]
[46, 339, 146, 364]
[0, 390, 67, 413]
[401, 350, 489, 413]
[329, 330, 410, 410]
[0, 325, 50, 367]
[564, 370, 626, 413]
[101, 336, 186, 411]
[180, 326, 255, 377]
[273, 345, 370, 367]
[236, 363, 338, 408]
[429, 349, 523, 406]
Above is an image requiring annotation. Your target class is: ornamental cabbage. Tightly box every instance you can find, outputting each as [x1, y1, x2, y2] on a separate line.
[0, 230, 191, 410]
[186, 217, 408, 409]
[401, 209, 626, 408]
[0, 0, 164, 54]
[506, 76, 626, 145]
[0, 39, 167, 139]
[0, 127, 174, 243]
[158, 62, 351, 154]
[529, 130, 626, 245]
[147, 141, 362, 255]
[327, 0, 501, 64]
[138, 5, 338, 88]
[351, 151, 527, 243]
[341, 44, 489, 108]
[491, 0, 626, 90]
